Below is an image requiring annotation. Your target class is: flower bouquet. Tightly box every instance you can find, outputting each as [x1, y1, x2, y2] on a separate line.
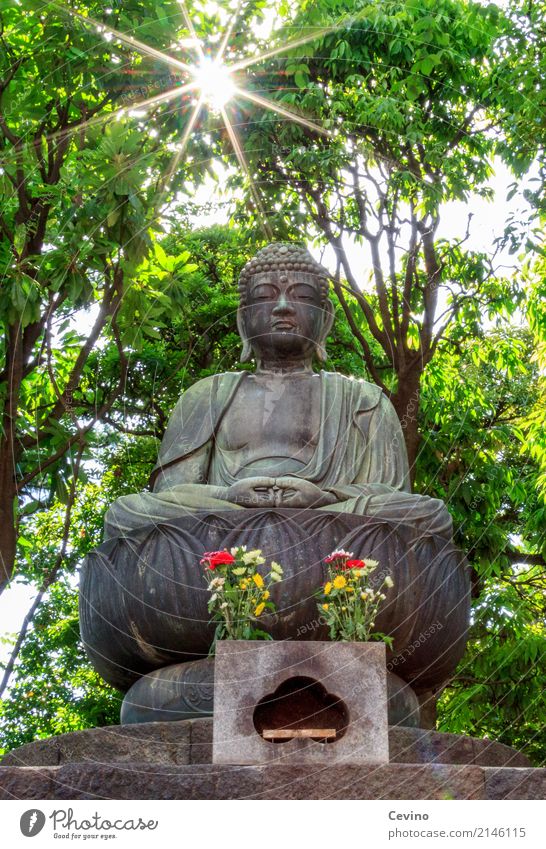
[201, 547, 283, 651]
[317, 549, 394, 647]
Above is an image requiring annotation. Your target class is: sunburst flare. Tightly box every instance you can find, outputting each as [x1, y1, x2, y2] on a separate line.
[17, 1, 347, 233]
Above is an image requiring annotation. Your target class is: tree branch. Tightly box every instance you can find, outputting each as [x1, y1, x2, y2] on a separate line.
[0, 443, 84, 698]
[419, 220, 442, 353]
[504, 550, 546, 568]
[331, 273, 388, 392]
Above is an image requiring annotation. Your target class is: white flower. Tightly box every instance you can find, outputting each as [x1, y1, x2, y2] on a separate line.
[209, 592, 218, 603]
[270, 572, 283, 583]
[270, 561, 283, 574]
[384, 576, 394, 589]
[242, 549, 265, 565]
[220, 602, 229, 610]
[210, 577, 225, 589]
[231, 545, 247, 556]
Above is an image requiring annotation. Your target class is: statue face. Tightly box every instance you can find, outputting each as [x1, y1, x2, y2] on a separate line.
[242, 271, 326, 361]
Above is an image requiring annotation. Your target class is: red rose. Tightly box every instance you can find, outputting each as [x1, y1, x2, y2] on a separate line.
[200, 550, 235, 570]
[345, 559, 366, 570]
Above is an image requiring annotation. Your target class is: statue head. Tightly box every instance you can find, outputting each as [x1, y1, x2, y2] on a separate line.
[237, 243, 335, 365]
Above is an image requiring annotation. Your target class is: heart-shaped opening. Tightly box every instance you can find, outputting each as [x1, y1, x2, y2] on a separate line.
[253, 675, 349, 744]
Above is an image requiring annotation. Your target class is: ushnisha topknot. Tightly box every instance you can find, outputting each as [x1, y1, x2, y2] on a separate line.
[238, 243, 330, 305]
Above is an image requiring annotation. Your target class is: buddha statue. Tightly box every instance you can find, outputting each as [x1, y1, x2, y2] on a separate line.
[103, 243, 451, 538]
[80, 243, 469, 726]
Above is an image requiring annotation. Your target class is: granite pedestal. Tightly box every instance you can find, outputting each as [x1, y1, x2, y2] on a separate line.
[1, 719, 542, 799]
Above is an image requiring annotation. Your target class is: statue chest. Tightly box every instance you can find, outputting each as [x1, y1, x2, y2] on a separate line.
[216, 375, 321, 468]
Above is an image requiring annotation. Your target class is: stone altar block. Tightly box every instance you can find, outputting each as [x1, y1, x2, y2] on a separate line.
[212, 640, 389, 765]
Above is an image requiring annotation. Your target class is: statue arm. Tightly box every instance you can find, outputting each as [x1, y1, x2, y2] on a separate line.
[152, 443, 212, 492]
[148, 372, 246, 492]
[316, 392, 411, 513]
[103, 438, 242, 540]
[318, 393, 452, 535]
[149, 378, 217, 490]
[353, 392, 411, 491]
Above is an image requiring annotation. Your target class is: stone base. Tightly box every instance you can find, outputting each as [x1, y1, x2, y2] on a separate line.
[1, 762, 544, 800]
[1, 718, 531, 769]
[2, 718, 542, 800]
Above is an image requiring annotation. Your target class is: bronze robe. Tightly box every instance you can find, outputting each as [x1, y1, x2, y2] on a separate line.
[104, 372, 451, 539]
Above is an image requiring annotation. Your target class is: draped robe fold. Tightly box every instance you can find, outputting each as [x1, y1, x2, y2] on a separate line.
[104, 371, 452, 539]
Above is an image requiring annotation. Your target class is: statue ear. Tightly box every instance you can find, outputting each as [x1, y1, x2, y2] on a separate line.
[237, 306, 253, 363]
[315, 298, 335, 362]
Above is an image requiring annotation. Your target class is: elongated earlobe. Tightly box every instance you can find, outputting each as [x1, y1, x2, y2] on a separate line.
[237, 307, 253, 363]
[315, 298, 335, 362]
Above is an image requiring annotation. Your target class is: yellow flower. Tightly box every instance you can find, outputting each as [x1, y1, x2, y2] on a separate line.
[252, 573, 264, 588]
[346, 586, 354, 593]
[239, 580, 248, 590]
[324, 581, 332, 595]
[322, 603, 329, 611]
[254, 602, 265, 617]
[333, 575, 347, 590]
[262, 590, 270, 600]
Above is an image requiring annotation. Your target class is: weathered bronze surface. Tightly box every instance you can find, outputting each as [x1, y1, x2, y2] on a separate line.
[80, 243, 470, 716]
[104, 244, 452, 537]
[82, 509, 468, 693]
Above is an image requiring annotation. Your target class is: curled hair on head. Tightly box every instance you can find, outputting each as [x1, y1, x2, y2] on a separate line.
[238, 242, 330, 305]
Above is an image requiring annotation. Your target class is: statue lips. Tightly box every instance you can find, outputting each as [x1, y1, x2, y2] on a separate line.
[271, 319, 298, 331]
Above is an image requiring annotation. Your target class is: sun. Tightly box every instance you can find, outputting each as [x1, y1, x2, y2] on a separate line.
[191, 58, 236, 110]
[44, 1, 341, 236]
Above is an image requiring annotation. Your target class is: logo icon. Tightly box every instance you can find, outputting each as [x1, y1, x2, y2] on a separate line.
[20, 810, 46, 837]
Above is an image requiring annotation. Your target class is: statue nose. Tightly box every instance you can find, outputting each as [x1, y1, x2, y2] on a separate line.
[272, 293, 294, 314]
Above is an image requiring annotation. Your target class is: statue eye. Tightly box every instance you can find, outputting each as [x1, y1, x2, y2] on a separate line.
[251, 285, 277, 300]
[291, 285, 316, 300]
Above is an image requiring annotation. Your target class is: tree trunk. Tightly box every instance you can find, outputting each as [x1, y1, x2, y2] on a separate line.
[0, 440, 17, 591]
[391, 365, 422, 485]
[0, 324, 23, 592]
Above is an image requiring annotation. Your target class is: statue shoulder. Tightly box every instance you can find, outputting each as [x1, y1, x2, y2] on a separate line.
[322, 371, 383, 411]
[354, 376, 384, 411]
[173, 371, 244, 408]
[152, 371, 245, 481]
[183, 370, 242, 391]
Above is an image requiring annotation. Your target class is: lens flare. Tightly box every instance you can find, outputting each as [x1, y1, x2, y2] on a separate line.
[24, 0, 342, 237]
[192, 58, 236, 109]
